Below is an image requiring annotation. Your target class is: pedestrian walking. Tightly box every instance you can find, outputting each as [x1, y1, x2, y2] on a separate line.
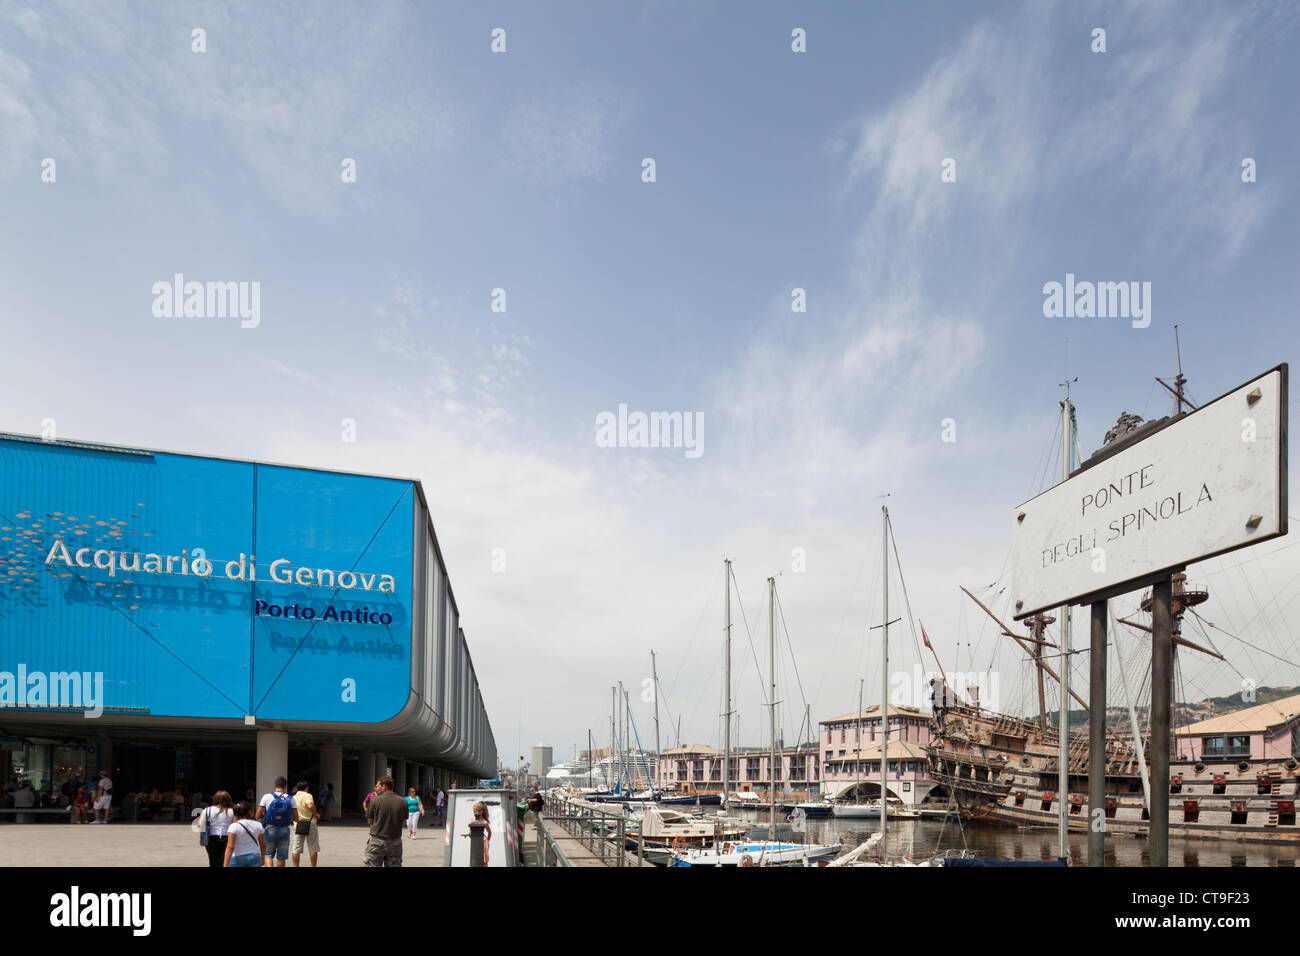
[223, 802, 266, 867]
[363, 776, 406, 867]
[199, 791, 235, 868]
[91, 771, 112, 823]
[434, 786, 446, 826]
[256, 776, 294, 867]
[290, 781, 321, 867]
[405, 787, 424, 838]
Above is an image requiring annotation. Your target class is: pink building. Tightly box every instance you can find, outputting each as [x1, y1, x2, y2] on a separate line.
[1176, 694, 1300, 762]
[654, 743, 820, 795]
[819, 703, 941, 806]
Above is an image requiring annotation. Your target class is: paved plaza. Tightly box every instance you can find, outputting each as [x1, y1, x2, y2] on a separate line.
[0, 818, 450, 867]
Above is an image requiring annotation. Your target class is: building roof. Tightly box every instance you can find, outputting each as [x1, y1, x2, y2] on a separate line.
[826, 741, 929, 761]
[823, 704, 926, 724]
[659, 744, 721, 756]
[1176, 694, 1300, 737]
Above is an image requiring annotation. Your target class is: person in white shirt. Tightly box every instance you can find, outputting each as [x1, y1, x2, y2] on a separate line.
[199, 790, 236, 868]
[92, 772, 113, 823]
[223, 802, 267, 867]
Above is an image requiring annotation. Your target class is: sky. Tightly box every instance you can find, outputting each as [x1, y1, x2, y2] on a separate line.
[2, 0, 1299, 768]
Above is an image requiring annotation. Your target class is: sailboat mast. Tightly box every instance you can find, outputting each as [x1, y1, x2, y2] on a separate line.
[724, 558, 732, 810]
[1058, 394, 1073, 860]
[881, 506, 889, 848]
[651, 650, 661, 790]
[769, 575, 778, 840]
[610, 685, 616, 793]
[856, 679, 864, 798]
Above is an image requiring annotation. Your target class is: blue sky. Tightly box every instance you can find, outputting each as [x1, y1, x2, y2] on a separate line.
[2, 1, 1299, 763]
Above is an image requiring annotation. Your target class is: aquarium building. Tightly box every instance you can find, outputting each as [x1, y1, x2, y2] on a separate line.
[0, 432, 496, 811]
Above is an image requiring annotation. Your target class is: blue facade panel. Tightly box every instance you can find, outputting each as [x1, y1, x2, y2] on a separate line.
[0, 437, 414, 724]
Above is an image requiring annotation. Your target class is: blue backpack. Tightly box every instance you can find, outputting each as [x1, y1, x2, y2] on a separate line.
[265, 791, 293, 827]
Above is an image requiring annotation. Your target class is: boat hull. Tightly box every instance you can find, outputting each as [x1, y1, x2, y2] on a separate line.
[927, 705, 1300, 844]
[669, 841, 841, 867]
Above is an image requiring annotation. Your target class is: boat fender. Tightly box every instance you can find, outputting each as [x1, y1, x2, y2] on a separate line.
[1194, 762, 1205, 774]
[1237, 761, 1250, 773]
[1287, 758, 1298, 771]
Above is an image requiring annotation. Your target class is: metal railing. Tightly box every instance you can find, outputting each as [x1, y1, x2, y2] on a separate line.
[537, 792, 648, 867]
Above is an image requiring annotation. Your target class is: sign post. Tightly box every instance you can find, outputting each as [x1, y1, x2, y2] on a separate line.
[1008, 365, 1287, 867]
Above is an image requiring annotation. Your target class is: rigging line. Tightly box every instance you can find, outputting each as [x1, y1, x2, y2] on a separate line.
[1191, 629, 1296, 730]
[1137, 379, 1159, 421]
[885, 512, 926, 674]
[729, 564, 769, 709]
[1188, 608, 1300, 672]
[1234, 560, 1282, 679]
[253, 485, 411, 711]
[1028, 416, 1062, 501]
[774, 588, 810, 722]
[681, 642, 724, 744]
[665, 567, 720, 702]
[1201, 536, 1300, 577]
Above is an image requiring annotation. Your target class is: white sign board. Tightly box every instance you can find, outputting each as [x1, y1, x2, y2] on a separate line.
[443, 789, 519, 867]
[1010, 366, 1287, 619]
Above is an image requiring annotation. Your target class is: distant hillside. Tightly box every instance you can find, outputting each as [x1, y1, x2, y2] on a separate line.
[1051, 685, 1299, 730]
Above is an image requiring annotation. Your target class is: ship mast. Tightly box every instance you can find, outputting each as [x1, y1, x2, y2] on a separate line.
[723, 558, 732, 812]
[651, 650, 661, 792]
[1026, 611, 1055, 731]
[1057, 365, 1077, 862]
[880, 506, 890, 850]
[768, 575, 778, 842]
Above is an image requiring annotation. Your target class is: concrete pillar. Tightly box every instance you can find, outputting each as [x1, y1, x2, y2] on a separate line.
[256, 730, 288, 802]
[395, 759, 407, 796]
[96, 735, 113, 778]
[374, 751, 388, 782]
[321, 742, 343, 814]
[357, 753, 376, 807]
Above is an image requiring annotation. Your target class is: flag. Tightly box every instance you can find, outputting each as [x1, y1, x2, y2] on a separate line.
[921, 622, 934, 653]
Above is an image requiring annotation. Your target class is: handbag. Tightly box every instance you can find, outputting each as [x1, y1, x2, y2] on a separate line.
[295, 818, 311, 836]
[198, 807, 210, 847]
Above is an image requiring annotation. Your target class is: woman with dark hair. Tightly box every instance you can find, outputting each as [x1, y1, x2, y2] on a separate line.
[223, 801, 266, 867]
[200, 791, 235, 868]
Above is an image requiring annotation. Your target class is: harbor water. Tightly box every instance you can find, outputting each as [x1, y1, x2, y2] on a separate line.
[732, 809, 1298, 866]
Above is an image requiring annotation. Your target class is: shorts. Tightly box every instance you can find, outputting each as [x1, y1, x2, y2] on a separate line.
[228, 853, 262, 867]
[263, 825, 291, 860]
[291, 825, 320, 855]
[93, 795, 111, 810]
[363, 835, 403, 867]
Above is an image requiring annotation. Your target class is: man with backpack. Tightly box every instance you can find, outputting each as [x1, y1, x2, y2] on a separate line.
[256, 776, 295, 867]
